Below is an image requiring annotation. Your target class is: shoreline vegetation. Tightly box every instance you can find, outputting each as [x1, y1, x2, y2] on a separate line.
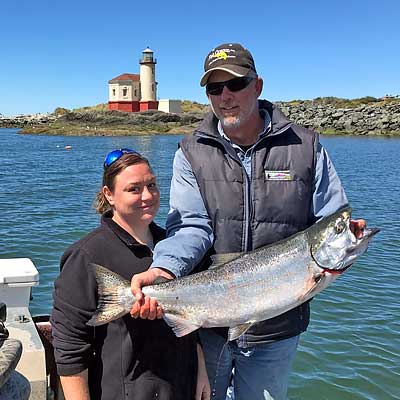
[1, 97, 400, 136]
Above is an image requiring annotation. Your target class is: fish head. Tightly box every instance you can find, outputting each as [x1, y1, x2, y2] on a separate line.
[309, 207, 379, 273]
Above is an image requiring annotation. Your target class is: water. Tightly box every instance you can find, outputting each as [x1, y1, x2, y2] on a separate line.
[1, 128, 399, 399]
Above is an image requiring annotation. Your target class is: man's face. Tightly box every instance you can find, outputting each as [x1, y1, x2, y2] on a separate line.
[206, 70, 262, 130]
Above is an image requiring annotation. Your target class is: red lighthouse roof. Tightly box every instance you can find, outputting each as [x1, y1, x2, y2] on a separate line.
[108, 73, 140, 83]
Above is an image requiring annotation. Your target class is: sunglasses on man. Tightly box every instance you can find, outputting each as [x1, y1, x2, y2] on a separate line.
[206, 76, 255, 96]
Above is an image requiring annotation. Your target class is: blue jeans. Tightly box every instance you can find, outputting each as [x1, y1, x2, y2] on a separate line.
[199, 329, 300, 400]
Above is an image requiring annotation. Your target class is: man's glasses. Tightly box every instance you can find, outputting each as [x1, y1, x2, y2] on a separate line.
[103, 148, 140, 169]
[206, 76, 255, 96]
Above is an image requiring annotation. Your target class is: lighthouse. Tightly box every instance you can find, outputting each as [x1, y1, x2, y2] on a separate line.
[107, 47, 158, 112]
[139, 47, 158, 111]
[108, 47, 180, 113]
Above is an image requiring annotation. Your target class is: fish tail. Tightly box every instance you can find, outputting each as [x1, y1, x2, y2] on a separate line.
[87, 263, 132, 326]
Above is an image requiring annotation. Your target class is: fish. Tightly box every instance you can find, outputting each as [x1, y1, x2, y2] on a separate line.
[87, 207, 379, 341]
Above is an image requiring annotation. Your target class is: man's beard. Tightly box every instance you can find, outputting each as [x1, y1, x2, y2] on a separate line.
[210, 103, 243, 129]
[221, 115, 242, 129]
[211, 100, 257, 130]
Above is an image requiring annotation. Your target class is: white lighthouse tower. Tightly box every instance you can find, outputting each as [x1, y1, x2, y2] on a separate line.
[139, 47, 158, 111]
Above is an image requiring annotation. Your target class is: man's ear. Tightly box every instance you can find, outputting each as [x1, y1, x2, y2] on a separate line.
[255, 77, 263, 97]
[103, 186, 114, 205]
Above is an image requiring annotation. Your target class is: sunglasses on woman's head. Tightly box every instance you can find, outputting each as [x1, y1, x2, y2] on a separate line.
[103, 148, 141, 169]
[206, 76, 255, 96]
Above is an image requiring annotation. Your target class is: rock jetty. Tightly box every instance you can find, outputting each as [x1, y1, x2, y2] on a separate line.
[1, 98, 399, 136]
[276, 99, 400, 135]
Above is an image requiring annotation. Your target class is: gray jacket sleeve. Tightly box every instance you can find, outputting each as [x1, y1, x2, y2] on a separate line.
[151, 148, 214, 277]
[312, 143, 349, 219]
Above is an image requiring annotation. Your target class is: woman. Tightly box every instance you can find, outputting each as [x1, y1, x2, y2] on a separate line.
[51, 149, 210, 400]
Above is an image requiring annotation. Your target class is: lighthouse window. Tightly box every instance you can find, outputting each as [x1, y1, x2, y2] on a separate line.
[152, 84, 154, 93]
[112, 89, 116, 97]
[123, 88, 128, 97]
[134, 89, 137, 97]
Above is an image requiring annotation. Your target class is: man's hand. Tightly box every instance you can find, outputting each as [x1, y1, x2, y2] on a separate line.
[350, 219, 366, 239]
[130, 267, 174, 319]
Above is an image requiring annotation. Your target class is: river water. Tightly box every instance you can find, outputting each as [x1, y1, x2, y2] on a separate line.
[0, 128, 399, 399]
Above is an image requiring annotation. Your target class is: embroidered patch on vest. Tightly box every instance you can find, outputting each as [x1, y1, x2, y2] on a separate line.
[265, 170, 292, 181]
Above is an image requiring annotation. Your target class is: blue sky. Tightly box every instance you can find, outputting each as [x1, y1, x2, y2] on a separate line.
[1, 0, 399, 116]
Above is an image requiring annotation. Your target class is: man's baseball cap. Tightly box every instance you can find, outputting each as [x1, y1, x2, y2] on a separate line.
[200, 43, 257, 87]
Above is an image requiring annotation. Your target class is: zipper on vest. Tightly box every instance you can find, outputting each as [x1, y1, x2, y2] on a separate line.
[244, 123, 294, 251]
[193, 132, 249, 250]
[243, 164, 251, 252]
[245, 136, 269, 251]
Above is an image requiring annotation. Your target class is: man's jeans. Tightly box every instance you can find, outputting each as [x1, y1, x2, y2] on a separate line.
[199, 329, 299, 400]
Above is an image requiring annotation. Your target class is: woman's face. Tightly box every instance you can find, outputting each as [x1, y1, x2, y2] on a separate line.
[104, 162, 160, 225]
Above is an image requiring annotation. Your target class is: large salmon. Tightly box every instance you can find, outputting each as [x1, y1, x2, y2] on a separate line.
[87, 207, 379, 341]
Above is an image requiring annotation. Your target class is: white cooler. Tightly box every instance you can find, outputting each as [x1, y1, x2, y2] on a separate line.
[0, 258, 39, 308]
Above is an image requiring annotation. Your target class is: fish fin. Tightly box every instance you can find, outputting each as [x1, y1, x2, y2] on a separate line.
[228, 322, 256, 341]
[162, 313, 200, 337]
[87, 263, 131, 326]
[87, 308, 127, 327]
[210, 252, 244, 268]
[297, 270, 322, 303]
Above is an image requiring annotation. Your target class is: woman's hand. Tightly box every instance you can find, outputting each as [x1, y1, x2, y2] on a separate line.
[196, 343, 211, 400]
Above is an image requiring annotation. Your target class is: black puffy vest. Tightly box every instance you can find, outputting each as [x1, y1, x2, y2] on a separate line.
[180, 100, 319, 342]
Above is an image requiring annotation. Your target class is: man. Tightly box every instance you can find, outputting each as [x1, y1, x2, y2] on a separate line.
[130, 43, 365, 400]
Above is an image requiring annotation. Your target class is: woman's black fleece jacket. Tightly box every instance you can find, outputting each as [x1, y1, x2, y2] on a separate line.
[51, 212, 197, 400]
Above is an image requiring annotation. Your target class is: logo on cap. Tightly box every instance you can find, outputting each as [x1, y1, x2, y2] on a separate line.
[209, 50, 228, 62]
[208, 48, 238, 66]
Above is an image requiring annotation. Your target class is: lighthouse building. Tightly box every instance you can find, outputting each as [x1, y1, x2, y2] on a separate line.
[108, 47, 180, 113]
[108, 73, 141, 112]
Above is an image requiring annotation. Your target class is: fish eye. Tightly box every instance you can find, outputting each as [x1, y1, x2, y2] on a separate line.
[334, 219, 346, 234]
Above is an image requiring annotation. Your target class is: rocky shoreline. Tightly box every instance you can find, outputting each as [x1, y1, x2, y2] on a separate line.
[0, 110, 204, 136]
[1, 99, 399, 136]
[276, 100, 400, 135]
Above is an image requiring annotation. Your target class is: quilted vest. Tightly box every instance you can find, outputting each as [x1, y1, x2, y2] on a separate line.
[180, 100, 319, 342]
